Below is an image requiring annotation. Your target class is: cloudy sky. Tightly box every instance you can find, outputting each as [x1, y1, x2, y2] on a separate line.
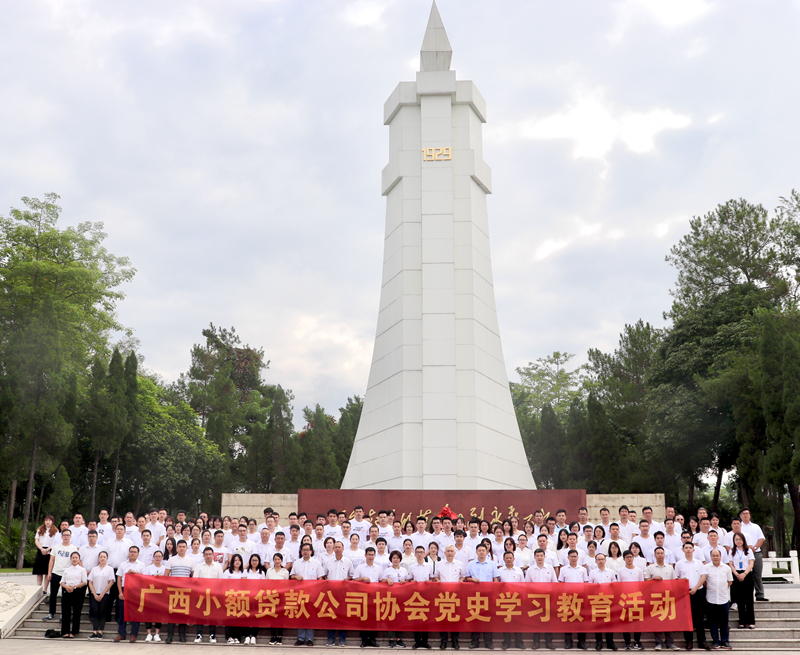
[2, 0, 799, 425]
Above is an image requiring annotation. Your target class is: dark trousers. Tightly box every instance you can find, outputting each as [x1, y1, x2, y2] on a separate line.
[107, 581, 119, 622]
[60, 586, 86, 635]
[360, 630, 378, 646]
[472, 632, 493, 648]
[117, 596, 139, 638]
[89, 594, 110, 631]
[565, 633, 585, 648]
[503, 632, 524, 648]
[732, 572, 755, 626]
[653, 632, 674, 647]
[167, 624, 187, 639]
[595, 632, 615, 648]
[623, 632, 641, 646]
[532, 633, 553, 648]
[441, 632, 460, 646]
[245, 626, 259, 638]
[753, 551, 765, 600]
[707, 602, 730, 645]
[270, 628, 284, 640]
[196, 623, 217, 637]
[328, 630, 346, 644]
[415, 631, 430, 647]
[683, 589, 707, 646]
[48, 573, 62, 615]
[145, 622, 162, 631]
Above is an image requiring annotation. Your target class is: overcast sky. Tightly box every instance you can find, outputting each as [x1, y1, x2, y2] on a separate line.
[2, 0, 799, 425]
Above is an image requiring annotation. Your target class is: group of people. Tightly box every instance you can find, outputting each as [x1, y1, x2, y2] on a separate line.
[33, 503, 767, 650]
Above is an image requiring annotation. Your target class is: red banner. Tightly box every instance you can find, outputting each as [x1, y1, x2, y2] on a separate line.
[124, 576, 692, 633]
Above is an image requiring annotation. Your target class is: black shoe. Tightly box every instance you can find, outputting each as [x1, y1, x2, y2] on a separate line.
[756, 597, 769, 602]
[179, 636, 186, 643]
[580, 645, 588, 651]
[470, 644, 480, 650]
[452, 641, 460, 651]
[634, 644, 643, 651]
[515, 642, 525, 650]
[596, 644, 603, 651]
[610, 645, 618, 651]
[296, 640, 305, 646]
[307, 640, 315, 647]
[685, 644, 693, 651]
[165, 636, 173, 644]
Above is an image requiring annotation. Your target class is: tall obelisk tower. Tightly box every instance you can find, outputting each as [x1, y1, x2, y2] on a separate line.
[342, 2, 535, 490]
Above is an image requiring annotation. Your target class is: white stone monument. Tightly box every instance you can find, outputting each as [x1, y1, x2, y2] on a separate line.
[341, 2, 536, 490]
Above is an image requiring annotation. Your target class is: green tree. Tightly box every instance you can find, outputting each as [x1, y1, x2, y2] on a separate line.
[535, 405, 565, 488]
[3, 296, 72, 567]
[298, 405, 340, 489]
[666, 196, 800, 319]
[515, 352, 588, 419]
[333, 396, 362, 475]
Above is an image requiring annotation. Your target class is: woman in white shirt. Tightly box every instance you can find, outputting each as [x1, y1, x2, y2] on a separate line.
[34, 515, 58, 586]
[425, 541, 443, 576]
[400, 539, 416, 571]
[242, 555, 265, 644]
[223, 555, 246, 644]
[348, 534, 367, 569]
[246, 519, 260, 543]
[142, 550, 167, 641]
[87, 551, 115, 640]
[730, 532, 756, 629]
[381, 551, 409, 648]
[628, 542, 647, 570]
[515, 534, 532, 571]
[320, 537, 336, 568]
[60, 551, 88, 639]
[267, 554, 289, 645]
[605, 541, 624, 572]
[188, 538, 204, 565]
[585, 542, 599, 572]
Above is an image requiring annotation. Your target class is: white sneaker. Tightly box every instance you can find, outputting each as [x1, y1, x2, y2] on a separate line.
[154, 634, 162, 642]
[195, 635, 203, 643]
[210, 636, 217, 644]
[654, 645, 662, 651]
[228, 638, 236, 644]
[145, 634, 154, 642]
[249, 637, 255, 645]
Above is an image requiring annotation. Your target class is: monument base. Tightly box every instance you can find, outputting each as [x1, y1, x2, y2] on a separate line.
[298, 488, 586, 526]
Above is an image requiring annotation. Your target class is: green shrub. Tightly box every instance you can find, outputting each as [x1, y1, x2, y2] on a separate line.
[0, 519, 37, 568]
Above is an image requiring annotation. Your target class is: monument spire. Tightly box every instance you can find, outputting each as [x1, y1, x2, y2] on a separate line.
[420, 1, 452, 72]
[342, 3, 535, 490]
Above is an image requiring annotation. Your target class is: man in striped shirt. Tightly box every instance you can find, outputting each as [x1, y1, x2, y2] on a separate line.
[164, 541, 194, 643]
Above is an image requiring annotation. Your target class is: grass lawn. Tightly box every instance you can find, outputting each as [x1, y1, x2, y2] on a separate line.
[0, 568, 30, 573]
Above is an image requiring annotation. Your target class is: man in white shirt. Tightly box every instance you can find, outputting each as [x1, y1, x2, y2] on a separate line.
[387, 521, 406, 554]
[349, 506, 372, 545]
[137, 530, 158, 566]
[122, 513, 138, 540]
[705, 549, 733, 650]
[692, 517, 713, 550]
[228, 524, 255, 559]
[286, 525, 303, 561]
[702, 531, 729, 565]
[526, 548, 556, 650]
[597, 507, 612, 539]
[323, 542, 352, 647]
[411, 516, 433, 553]
[44, 528, 79, 621]
[146, 508, 166, 546]
[599, 523, 628, 556]
[256, 507, 274, 534]
[497, 552, 525, 650]
[353, 547, 384, 648]
[675, 543, 709, 650]
[652, 532, 677, 565]
[645, 547, 677, 651]
[452, 530, 474, 568]
[576, 507, 593, 533]
[311, 524, 327, 556]
[589, 554, 617, 651]
[256, 528, 273, 564]
[464, 519, 482, 551]
[437, 545, 464, 651]
[193, 548, 223, 644]
[267, 532, 294, 571]
[323, 509, 343, 541]
[96, 509, 114, 543]
[558, 534, 588, 568]
[577, 524, 595, 553]
[536, 534, 559, 570]
[69, 513, 89, 548]
[114, 546, 145, 642]
[103, 523, 134, 625]
[618, 551, 645, 650]
[634, 520, 657, 562]
[738, 508, 768, 601]
[662, 519, 683, 559]
[618, 505, 637, 543]
[558, 550, 587, 650]
[465, 544, 496, 650]
[80, 530, 103, 572]
[375, 510, 393, 541]
[643, 506, 664, 534]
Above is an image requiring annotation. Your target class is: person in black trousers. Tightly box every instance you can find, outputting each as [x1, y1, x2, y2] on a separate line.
[60, 552, 88, 638]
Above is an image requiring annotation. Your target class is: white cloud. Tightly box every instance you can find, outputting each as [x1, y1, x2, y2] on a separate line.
[510, 92, 691, 161]
[343, 0, 395, 30]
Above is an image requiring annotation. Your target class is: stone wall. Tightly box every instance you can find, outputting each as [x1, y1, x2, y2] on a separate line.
[586, 493, 666, 524]
[220, 494, 298, 523]
[221, 492, 665, 526]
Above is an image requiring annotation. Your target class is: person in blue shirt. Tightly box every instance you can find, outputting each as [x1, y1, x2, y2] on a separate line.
[466, 544, 498, 650]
